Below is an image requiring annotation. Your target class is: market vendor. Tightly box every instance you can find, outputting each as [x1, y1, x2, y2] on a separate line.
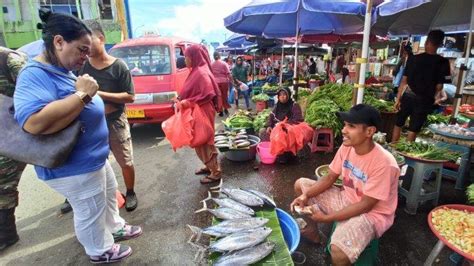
[392, 30, 451, 142]
[259, 87, 304, 163]
[291, 104, 400, 266]
[259, 87, 303, 140]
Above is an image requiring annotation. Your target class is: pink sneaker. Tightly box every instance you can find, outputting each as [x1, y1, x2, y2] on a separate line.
[89, 243, 132, 264]
[113, 224, 143, 241]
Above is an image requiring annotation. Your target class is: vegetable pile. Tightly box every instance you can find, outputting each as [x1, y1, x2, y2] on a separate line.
[467, 184, 474, 205]
[253, 109, 271, 133]
[426, 113, 450, 125]
[252, 93, 270, 103]
[304, 99, 342, 136]
[223, 110, 254, 129]
[262, 82, 279, 93]
[431, 207, 474, 256]
[392, 139, 461, 162]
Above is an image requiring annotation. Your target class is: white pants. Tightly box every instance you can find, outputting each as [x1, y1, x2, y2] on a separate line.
[45, 160, 125, 256]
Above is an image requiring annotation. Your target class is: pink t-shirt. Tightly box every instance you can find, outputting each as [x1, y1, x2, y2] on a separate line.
[211, 60, 231, 84]
[329, 143, 400, 237]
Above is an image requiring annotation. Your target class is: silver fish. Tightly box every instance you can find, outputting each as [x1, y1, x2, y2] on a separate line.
[195, 200, 251, 220]
[221, 187, 264, 207]
[187, 217, 269, 239]
[210, 227, 272, 253]
[213, 242, 275, 266]
[202, 191, 255, 215]
[243, 189, 277, 208]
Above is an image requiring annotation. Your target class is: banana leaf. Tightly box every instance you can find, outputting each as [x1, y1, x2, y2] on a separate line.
[209, 208, 294, 265]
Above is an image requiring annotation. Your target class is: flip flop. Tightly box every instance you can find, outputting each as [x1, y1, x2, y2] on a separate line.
[200, 174, 221, 184]
[195, 168, 211, 175]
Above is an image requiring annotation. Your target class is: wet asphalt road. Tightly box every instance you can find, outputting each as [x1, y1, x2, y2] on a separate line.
[1, 114, 469, 265]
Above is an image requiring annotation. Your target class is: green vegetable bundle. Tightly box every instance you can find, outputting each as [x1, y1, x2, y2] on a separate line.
[297, 88, 312, 99]
[252, 93, 270, 103]
[253, 109, 272, 132]
[393, 139, 461, 162]
[262, 82, 279, 92]
[223, 110, 254, 129]
[467, 184, 474, 205]
[426, 113, 450, 125]
[304, 99, 342, 136]
[363, 94, 396, 113]
[307, 83, 353, 111]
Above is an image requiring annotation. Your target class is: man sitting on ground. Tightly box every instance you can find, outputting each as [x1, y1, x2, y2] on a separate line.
[291, 104, 399, 266]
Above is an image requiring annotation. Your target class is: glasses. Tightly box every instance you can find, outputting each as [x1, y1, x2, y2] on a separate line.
[77, 47, 90, 57]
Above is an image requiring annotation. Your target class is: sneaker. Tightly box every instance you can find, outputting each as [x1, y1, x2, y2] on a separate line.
[224, 109, 229, 116]
[89, 243, 132, 264]
[60, 199, 72, 214]
[113, 224, 143, 241]
[218, 112, 224, 117]
[125, 192, 138, 212]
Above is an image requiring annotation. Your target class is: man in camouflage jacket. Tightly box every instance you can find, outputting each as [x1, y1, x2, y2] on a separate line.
[0, 46, 28, 251]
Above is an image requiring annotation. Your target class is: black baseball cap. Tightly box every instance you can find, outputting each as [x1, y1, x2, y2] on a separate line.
[337, 104, 382, 130]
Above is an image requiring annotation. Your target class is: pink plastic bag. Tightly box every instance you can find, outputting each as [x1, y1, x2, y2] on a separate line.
[161, 106, 193, 151]
[190, 103, 214, 148]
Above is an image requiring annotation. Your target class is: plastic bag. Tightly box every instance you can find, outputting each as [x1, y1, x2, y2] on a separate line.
[190, 103, 214, 148]
[161, 105, 193, 151]
[270, 122, 289, 156]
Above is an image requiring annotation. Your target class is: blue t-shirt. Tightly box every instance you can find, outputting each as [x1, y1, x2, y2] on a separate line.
[14, 61, 110, 180]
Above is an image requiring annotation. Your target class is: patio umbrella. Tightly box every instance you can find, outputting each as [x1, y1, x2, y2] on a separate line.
[223, 33, 256, 48]
[372, 0, 474, 115]
[224, 0, 367, 83]
[373, 0, 472, 36]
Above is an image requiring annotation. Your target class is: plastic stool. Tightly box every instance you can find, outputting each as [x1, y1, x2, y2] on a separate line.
[326, 222, 379, 265]
[310, 128, 334, 153]
[398, 158, 443, 215]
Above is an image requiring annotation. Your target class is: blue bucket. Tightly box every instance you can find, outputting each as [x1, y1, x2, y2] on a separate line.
[276, 208, 300, 254]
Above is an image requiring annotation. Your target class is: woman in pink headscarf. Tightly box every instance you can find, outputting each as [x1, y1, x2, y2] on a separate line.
[179, 44, 222, 184]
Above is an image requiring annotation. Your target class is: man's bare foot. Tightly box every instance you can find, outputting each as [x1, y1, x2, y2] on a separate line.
[300, 226, 321, 244]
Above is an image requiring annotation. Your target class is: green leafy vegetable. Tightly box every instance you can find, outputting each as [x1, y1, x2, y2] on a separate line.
[252, 93, 270, 103]
[253, 109, 272, 132]
[393, 139, 461, 162]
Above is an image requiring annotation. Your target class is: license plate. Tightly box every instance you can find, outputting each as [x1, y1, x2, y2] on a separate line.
[126, 109, 145, 118]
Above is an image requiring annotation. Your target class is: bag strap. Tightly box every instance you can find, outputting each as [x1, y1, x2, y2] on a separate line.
[20, 62, 77, 81]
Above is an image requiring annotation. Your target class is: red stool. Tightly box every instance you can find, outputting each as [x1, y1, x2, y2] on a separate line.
[310, 128, 334, 153]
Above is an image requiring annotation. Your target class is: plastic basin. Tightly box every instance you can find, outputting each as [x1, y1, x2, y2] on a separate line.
[257, 141, 277, 164]
[225, 135, 260, 162]
[427, 204, 474, 261]
[276, 208, 300, 254]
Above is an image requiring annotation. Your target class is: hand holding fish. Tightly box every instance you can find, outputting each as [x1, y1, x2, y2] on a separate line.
[290, 194, 308, 213]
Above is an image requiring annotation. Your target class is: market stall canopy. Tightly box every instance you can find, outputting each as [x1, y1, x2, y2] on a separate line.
[223, 33, 257, 48]
[299, 33, 377, 44]
[223, 0, 367, 38]
[372, 0, 473, 36]
[266, 44, 328, 55]
[216, 45, 254, 55]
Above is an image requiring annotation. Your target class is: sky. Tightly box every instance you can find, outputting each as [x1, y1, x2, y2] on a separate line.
[128, 0, 251, 45]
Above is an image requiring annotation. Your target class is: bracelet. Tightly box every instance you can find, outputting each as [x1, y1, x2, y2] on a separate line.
[73, 92, 86, 107]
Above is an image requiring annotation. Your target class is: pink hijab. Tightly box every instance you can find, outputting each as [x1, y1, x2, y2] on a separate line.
[180, 45, 220, 107]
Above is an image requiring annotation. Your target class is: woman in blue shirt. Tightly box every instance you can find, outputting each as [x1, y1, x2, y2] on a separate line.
[14, 9, 141, 264]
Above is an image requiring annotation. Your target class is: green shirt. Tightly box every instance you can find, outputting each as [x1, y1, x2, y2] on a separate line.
[232, 64, 248, 84]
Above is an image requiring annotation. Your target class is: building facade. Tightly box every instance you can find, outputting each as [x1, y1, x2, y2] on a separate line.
[0, 0, 127, 49]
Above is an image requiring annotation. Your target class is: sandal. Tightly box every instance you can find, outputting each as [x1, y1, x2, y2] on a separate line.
[200, 173, 221, 184]
[195, 167, 211, 175]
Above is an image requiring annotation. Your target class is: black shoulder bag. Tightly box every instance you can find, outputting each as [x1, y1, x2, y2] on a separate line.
[0, 64, 82, 168]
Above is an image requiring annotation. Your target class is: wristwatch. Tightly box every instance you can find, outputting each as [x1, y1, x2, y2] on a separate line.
[74, 91, 92, 105]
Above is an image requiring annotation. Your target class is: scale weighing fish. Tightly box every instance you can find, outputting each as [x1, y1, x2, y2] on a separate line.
[210, 227, 272, 253]
[195, 201, 251, 220]
[187, 217, 269, 239]
[213, 242, 275, 266]
[202, 192, 255, 215]
[243, 189, 277, 208]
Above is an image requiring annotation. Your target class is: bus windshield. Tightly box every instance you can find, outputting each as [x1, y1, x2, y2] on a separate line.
[110, 45, 171, 76]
